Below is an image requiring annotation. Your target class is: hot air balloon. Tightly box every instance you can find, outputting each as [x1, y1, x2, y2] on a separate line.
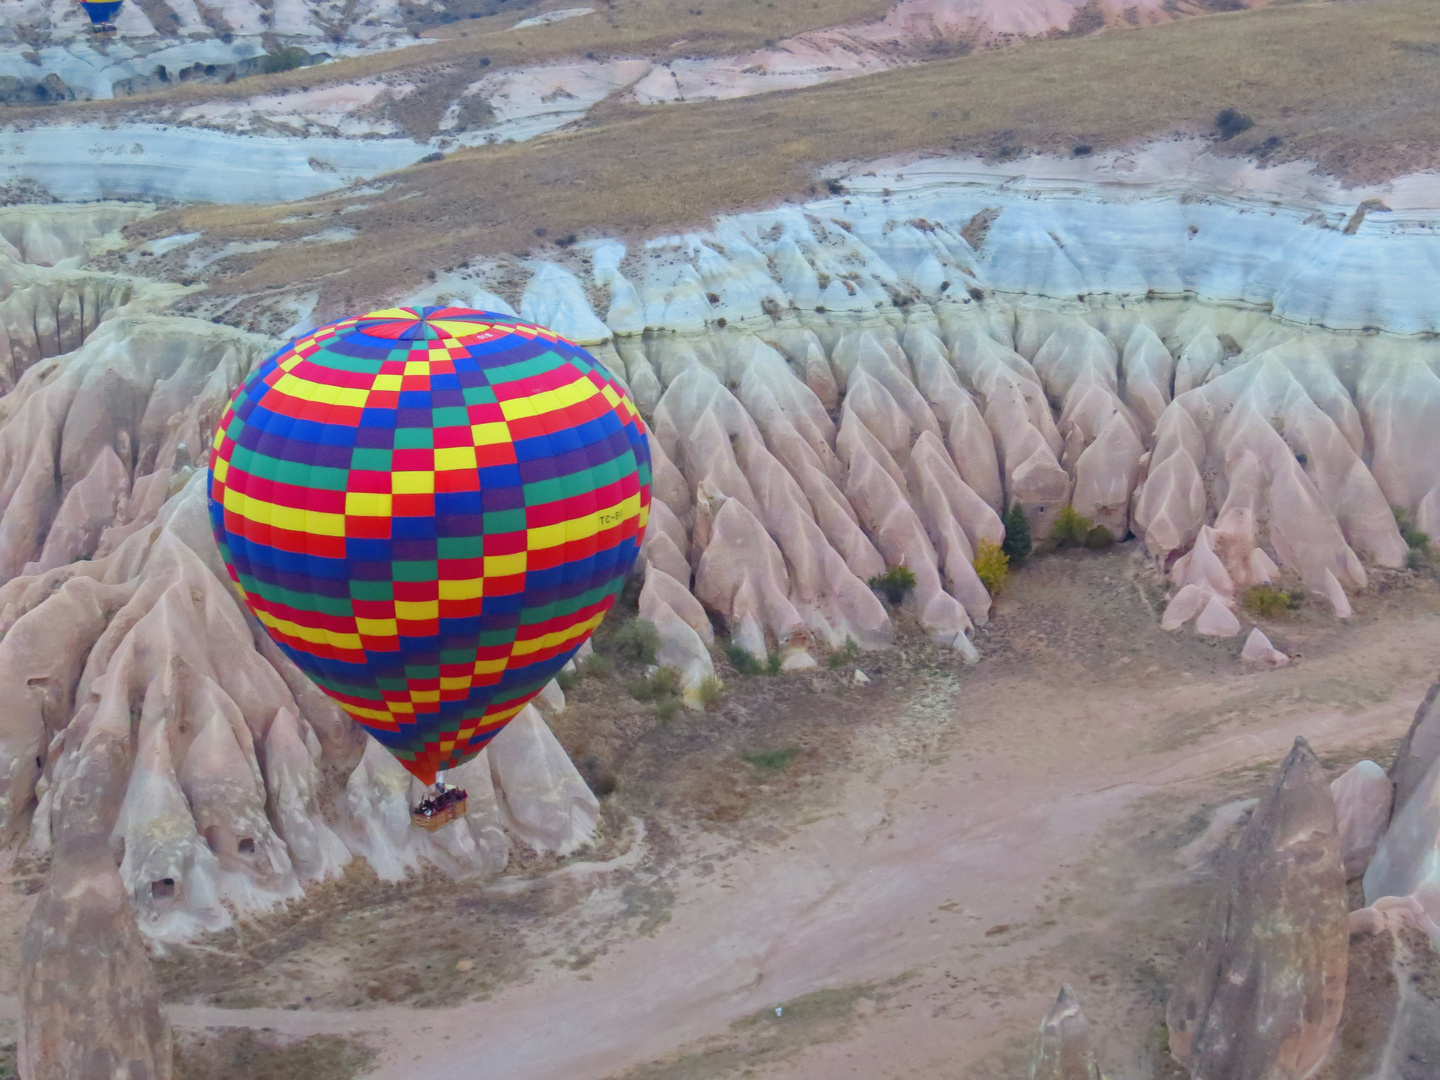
[76, 0, 123, 33]
[208, 307, 651, 820]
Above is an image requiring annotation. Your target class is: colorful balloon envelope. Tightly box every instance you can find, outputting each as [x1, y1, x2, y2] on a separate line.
[208, 307, 651, 784]
[77, 0, 123, 26]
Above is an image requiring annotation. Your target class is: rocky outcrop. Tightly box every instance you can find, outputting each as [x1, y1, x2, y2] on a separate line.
[1167, 737, 1348, 1080]
[1, 187, 1438, 946]
[18, 705, 171, 1080]
[1365, 749, 1440, 921]
[1332, 760, 1393, 881]
[1241, 628, 1289, 668]
[1031, 985, 1103, 1080]
[1388, 676, 1440, 823]
[1367, 679, 1440, 925]
[0, 249, 605, 939]
[1317, 896, 1440, 1080]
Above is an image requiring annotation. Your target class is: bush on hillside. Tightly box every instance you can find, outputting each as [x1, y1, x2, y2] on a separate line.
[608, 617, 660, 665]
[868, 565, 917, 605]
[1215, 108, 1254, 140]
[1050, 504, 1094, 548]
[1001, 503, 1032, 564]
[261, 46, 309, 74]
[1243, 585, 1298, 619]
[697, 676, 724, 710]
[973, 540, 1010, 595]
[826, 636, 860, 669]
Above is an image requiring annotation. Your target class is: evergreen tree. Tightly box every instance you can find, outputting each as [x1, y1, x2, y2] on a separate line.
[1002, 503, 1032, 565]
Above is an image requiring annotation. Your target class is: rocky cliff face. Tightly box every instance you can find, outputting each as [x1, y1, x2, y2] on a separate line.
[2, 156, 1438, 939]
[0, 209, 604, 940]
[18, 695, 172, 1079]
[1167, 738, 1349, 1080]
[1317, 896, 1440, 1080]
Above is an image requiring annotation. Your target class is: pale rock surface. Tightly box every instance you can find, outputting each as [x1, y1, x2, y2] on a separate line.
[1194, 593, 1241, 638]
[1241, 628, 1289, 668]
[1161, 583, 1208, 632]
[1388, 676, 1440, 822]
[1031, 985, 1103, 1080]
[1365, 748, 1440, 921]
[19, 714, 172, 1080]
[1331, 760, 1392, 880]
[487, 705, 600, 856]
[5, 169, 1440, 938]
[0, 289, 606, 935]
[639, 567, 716, 707]
[1315, 896, 1440, 1080]
[1167, 737, 1348, 1080]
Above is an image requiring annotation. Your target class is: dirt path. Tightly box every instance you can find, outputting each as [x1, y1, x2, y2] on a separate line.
[82, 594, 1437, 1080]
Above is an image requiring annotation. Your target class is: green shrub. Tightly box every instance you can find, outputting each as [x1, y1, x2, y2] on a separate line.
[1001, 503, 1032, 564]
[582, 654, 614, 679]
[629, 665, 683, 702]
[1215, 107, 1254, 140]
[697, 676, 725, 710]
[1082, 524, 1115, 550]
[555, 668, 579, 693]
[1395, 507, 1432, 565]
[649, 666, 683, 697]
[973, 540, 1010, 594]
[1243, 585, 1296, 619]
[868, 565, 917, 605]
[765, 651, 783, 676]
[656, 697, 681, 723]
[260, 46, 309, 74]
[826, 636, 860, 669]
[725, 643, 763, 675]
[742, 746, 799, 771]
[1050, 504, 1096, 548]
[608, 617, 660, 665]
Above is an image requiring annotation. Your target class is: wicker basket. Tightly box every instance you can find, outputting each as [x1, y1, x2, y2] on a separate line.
[411, 797, 468, 831]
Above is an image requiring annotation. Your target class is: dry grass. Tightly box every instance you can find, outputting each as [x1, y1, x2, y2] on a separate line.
[131, 0, 1440, 320]
[6, 0, 892, 120]
[173, 1031, 374, 1080]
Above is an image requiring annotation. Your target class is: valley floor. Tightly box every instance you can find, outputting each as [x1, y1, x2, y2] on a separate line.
[4, 546, 1432, 1079]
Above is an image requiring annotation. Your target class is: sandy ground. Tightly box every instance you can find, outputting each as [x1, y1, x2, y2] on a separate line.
[1, 547, 1436, 1078]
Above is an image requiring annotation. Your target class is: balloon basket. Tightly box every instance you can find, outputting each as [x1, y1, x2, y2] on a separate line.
[411, 794, 467, 831]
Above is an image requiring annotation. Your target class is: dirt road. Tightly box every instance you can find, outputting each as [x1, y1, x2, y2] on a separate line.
[112, 585, 1440, 1080]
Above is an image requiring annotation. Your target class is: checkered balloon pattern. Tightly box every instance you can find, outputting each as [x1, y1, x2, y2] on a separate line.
[208, 307, 651, 785]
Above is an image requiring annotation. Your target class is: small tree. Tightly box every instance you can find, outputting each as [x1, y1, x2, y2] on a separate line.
[1002, 504, 1032, 565]
[1051, 504, 1093, 548]
[973, 540, 1010, 594]
[868, 565, 917, 605]
[1215, 108, 1254, 140]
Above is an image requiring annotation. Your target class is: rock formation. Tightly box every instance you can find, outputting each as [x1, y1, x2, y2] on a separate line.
[1364, 677, 1440, 922]
[0, 210, 606, 938]
[1365, 749, 1440, 922]
[1332, 760, 1393, 881]
[1242, 628, 1290, 669]
[1166, 737, 1348, 1080]
[1031, 985, 1103, 1080]
[1316, 896, 1440, 1080]
[1388, 676, 1440, 823]
[1, 160, 1438, 938]
[18, 697, 171, 1079]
